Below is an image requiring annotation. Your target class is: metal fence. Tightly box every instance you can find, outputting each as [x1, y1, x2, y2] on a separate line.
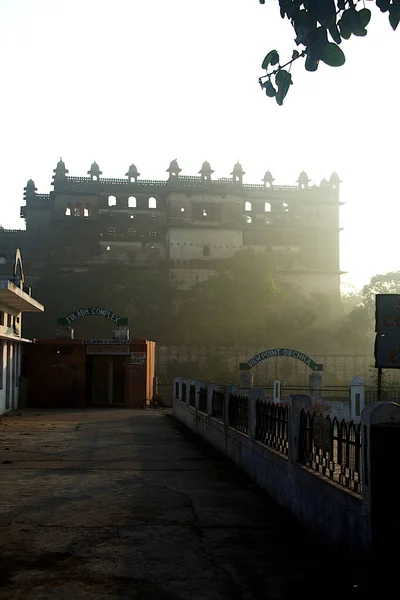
[299, 410, 362, 494]
[365, 388, 400, 405]
[211, 390, 225, 421]
[280, 386, 350, 399]
[255, 400, 289, 455]
[228, 394, 249, 435]
[198, 387, 208, 413]
[189, 384, 196, 407]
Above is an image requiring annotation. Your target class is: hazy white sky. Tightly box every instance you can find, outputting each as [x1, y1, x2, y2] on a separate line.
[0, 0, 399, 290]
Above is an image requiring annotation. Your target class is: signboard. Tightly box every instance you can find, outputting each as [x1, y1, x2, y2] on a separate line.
[83, 339, 129, 345]
[375, 295, 400, 368]
[375, 294, 400, 332]
[313, 414, 332, 454]
[240, 348, 323, 372]
[86, 345, 130, 356]
[375, 332, 400, 369]
[58, 307, 128, 326]
[130, 352, 146, 365]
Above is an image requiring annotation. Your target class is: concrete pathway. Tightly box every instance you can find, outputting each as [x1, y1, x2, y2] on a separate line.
[0, 409, 366, 599]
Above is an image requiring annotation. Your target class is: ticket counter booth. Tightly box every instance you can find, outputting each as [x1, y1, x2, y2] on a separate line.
[23, 339, 155, 409]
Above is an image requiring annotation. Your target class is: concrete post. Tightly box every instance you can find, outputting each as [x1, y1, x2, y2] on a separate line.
[248, 388, 265, 443]
[224, 384, 237, 428]
[288, 394, 312, 463]
[239, 369, 253, 394]
[207, 382, 219, 419]
[173, 377, 182, 412]
[350, 376, 365, 422]
[112, 326, 129, 339]
[309, 372, 322, 404]
[195, 380, 204, 411]
[273, 380, 281, 403]
[188, 379, 196, 406]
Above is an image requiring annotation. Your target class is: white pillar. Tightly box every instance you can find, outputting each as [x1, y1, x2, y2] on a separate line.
[350, 376, 365, 422]
[309, 372, 322, 403]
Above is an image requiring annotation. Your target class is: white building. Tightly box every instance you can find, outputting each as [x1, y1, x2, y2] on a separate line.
[0, 249, 44, 415]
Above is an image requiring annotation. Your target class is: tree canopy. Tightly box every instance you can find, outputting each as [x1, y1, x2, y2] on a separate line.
[259, 1, 399, 104]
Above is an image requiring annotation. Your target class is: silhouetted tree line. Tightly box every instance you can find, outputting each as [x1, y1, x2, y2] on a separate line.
[22, 250, 396, 356]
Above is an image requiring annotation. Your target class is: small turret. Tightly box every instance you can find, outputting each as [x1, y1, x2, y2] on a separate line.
[199, 161, 214, 182]
[297, 170, 310, 189]
[87, 161, 102, 181]
[23, 179, 37, 201]
[262, 170, 274, 188]
[126, 164, 140, 183]
[166, 159, 181, 178]
[53, 157, 69, 181]
[329, 171, 341, 191]
[320, 177, 329, 187]
[231, 160, 245, 184]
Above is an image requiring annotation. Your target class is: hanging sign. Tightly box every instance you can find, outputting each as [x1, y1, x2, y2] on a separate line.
[130, 352, 146, 365]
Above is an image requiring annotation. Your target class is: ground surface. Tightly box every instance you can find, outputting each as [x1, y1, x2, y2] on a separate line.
[0, 409, 367, 599]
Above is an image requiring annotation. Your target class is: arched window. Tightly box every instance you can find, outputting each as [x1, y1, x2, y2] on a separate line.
[128, 196, 136, 208]
[148, 197, 157, 209]
[106, 245, 111, 251]
[283, 202, 289, 212]
[246, 215, 252, 224]
[265, 202, 271, 213]
[245, 201, 252, 212]
[74, 206, 81, 217]
[83, 207, 90, 217]
[108, 195, 117, 207]
[65, 207, 72, 216]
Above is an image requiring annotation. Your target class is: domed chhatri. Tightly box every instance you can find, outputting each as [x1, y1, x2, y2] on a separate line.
[199, 161, 214, 182]
[297, 170, 310, 189]
[126, 164, 140, 183]
[23, 179, 37, 200]
[329, 171, 341, 189]
[53, 157, 69, 179]
[320, 177, 329, 187]
[231, 160, 245, 184]
[166, 159, 182, 178]
[262, 170, 274, 188]
[87, 161, 102, 180]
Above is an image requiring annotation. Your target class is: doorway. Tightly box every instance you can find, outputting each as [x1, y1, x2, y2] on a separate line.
[87, 354, 127, 406]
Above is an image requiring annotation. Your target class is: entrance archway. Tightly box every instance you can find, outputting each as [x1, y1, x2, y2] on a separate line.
[57, 306, 128, 327]
[240, 348, 323, 372]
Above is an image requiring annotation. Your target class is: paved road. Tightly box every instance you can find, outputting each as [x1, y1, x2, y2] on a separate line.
[0, 409, 366, 599]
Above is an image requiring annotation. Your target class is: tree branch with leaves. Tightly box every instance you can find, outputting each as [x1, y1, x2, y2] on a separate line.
[259, 0, 399, 104]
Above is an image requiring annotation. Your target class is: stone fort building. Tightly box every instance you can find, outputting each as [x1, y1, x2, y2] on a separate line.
[3, 159, 342, 304]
